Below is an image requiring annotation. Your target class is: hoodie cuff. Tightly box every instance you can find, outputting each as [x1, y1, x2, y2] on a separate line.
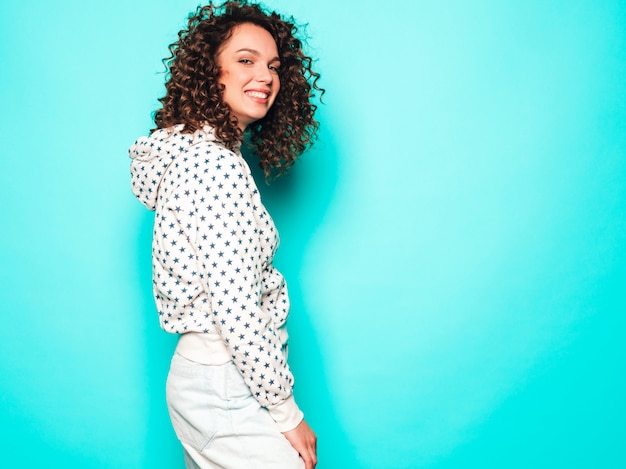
[267, 395, 304, 432]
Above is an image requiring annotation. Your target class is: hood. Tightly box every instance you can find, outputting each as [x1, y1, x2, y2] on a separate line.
[128, 124, 220, 211]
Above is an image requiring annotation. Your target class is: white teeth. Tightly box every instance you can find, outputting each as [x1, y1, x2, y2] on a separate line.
[247, 91, 268, 99]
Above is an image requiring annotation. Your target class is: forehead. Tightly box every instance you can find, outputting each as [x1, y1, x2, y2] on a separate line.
[220, 23, 278, 55]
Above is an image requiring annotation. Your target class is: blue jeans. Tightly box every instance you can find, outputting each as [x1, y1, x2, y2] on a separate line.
[166, 353, 305, 469]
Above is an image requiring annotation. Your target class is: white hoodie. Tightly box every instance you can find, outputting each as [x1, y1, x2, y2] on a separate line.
[129, 124, 302, 431]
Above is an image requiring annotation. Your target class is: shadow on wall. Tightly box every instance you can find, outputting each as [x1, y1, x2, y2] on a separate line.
[245, 115, 358, 466]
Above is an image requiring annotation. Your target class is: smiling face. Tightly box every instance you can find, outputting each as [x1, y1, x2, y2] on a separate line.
[217, 23, 281, 131]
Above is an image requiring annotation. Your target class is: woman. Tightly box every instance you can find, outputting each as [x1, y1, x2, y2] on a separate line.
[129, 2, 322, 467]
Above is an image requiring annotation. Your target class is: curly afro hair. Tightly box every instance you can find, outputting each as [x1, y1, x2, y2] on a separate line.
[154, 1, 323, 177]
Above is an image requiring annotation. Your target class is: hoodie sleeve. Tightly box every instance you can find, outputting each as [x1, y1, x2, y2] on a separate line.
[162, 141, 303, 431]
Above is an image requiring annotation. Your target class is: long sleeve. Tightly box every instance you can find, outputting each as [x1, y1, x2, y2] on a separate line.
[157, 140, 302, 430]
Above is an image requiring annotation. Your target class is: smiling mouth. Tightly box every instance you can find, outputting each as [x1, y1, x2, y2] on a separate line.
[246, 90, 269, 99]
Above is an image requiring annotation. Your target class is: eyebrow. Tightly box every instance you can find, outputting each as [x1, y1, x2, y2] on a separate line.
[235, 48, 280, 62]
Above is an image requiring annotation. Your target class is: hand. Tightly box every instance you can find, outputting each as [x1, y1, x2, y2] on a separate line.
[282, 419, 317, 469]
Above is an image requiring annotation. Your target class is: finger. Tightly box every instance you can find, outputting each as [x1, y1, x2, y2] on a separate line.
[302, 447, 315, 469]
[306, 446, 317, 469]
[310, 438, 317, 467]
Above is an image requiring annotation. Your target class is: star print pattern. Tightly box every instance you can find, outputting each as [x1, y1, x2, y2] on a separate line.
[129, 125, 294, 409]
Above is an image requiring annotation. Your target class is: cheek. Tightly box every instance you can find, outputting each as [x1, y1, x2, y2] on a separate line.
[218, 66, 243, 88]
[274, 80, 281, 98]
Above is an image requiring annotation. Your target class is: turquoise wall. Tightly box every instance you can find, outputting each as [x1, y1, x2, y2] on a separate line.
[1, 0, 625, 467]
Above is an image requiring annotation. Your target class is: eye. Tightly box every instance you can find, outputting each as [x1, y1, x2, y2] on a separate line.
[269, 64, 281, 73]
[238, 58, 252, 65]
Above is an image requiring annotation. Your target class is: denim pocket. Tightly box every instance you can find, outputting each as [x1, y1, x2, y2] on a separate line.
[166, 361, 218, 451]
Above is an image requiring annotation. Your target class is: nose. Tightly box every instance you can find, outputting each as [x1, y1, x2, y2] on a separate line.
[256, 64, 273, 84]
